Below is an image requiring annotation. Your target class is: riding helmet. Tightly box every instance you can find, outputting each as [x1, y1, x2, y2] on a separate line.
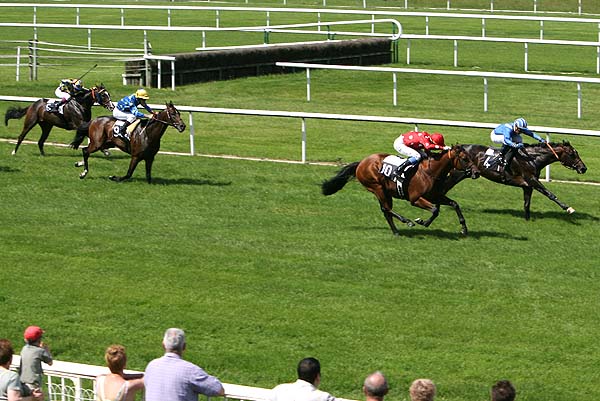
[430, 133, 445, 147]
[514, 117, 528, 130]
[135, 88, 150, 99]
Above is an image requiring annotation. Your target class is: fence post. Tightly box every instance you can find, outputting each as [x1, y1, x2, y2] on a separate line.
[76, 7, 80, 25]
[157, 60, 162, 89]
[481, 18, 486, 37]
[188, 112, 195, 156]
[16, 47, 21, 82]
[544, 133, 551, 181]
[306, 68, 311, 102]
[301, 118, 306, 163]
[171, 59, 175, 91]
[393, 72, 397, 106]
[577, 83, 582, 119]
[483, 78, 488, 112]
[453, 39, 458, 67]
[406, 39, 411, 64]
[87, 28, 91, 50]
[168, 9, 171, 27]
[121, 9, 124, 26]
[524, 42, 528, 71]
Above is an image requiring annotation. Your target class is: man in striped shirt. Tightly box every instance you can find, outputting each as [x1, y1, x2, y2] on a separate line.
[144, 328, 225, 401]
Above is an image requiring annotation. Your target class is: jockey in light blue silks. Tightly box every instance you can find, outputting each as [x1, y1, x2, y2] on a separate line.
[112, 88, 154, 137]
[490, 118, 546, 173]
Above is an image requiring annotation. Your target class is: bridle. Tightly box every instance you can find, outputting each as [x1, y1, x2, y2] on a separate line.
[150, 107, 180, 128]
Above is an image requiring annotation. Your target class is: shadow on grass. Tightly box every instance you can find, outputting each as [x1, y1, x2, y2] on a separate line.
[481, 208, 599, 223]
[353, 226, 527, 240]
[0, 165, 20, 173]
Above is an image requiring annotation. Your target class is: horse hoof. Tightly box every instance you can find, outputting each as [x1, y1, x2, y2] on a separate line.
[567, 207, 575, 214]
[102, 150, 111, 157]
[75, 161, 84, 167]
[414, 218, 424, 225]
[406, 221, 415, 227]
[79, 173, 87, 179]
[460, 228, 468, 236]
[11, 150, 16, 156]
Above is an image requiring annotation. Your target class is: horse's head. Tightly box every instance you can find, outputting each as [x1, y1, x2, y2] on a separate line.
[91, 84, 114, 111]
[161, 101, 186, 133]
[449, 144, 480, 179]
[554, 141, 587, 174]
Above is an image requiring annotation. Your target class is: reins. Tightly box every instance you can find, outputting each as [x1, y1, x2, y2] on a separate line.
[545, 141, 560, 161]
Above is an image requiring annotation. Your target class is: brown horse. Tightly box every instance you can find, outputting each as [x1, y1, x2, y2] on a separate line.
[5, 85, 114, 156]
[321, 145, 480, 236]
[71, 101, 186, 183]
[443, 141, 587, 220]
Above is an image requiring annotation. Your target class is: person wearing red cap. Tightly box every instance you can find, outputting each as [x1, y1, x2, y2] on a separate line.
[18, 327, 53, 396]
[0, 339, 43, 401]
[392, 131, 450, 181]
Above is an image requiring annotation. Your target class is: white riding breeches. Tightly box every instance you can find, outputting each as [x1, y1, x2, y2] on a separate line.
[55, 88, 70, 102]
[490, 130, 522, 145]
[393, 135, 422, 160]
[113, 108, 137, 123]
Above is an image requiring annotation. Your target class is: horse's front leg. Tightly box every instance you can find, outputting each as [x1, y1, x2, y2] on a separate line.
[438, 195, 468, 236]
[412, 198, 439, 227]
[110, 156, 142, 182]
[144, 155, 155, 184]
[522, 187, 533, 221]
[527, 178, 575, 215]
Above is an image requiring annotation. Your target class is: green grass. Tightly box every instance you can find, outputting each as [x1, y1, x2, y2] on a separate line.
[1, 2, 600, 401]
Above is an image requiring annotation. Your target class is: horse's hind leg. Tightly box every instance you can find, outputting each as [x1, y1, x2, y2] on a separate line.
[373, 189, 414, 236]
[37, 122, 53, 156]
[12, 116, 38, 155]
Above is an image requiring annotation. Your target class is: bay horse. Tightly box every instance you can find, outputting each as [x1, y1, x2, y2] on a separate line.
[443, 141, 587, 220]
[71, 101, 186, 183]
[5, 84, 114, 156]
[321, 145, 480, 236]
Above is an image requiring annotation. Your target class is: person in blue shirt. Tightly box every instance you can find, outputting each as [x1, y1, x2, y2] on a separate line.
[112, 88, 155, 138]
[490, 117, 545, 173]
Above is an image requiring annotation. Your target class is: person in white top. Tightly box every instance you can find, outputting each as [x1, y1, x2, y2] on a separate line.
[271, 357, 336, 401]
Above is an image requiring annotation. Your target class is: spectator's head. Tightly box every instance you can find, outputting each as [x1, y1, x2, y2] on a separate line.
[363, 371, 389, 401]
[105, 345, 127, 374]
[0, 339, 14, 366]
[491, 380, 516, 401]
[297, 357, 321, 386]
[163, 328, 186, 354]
[409, 379, 436, 401]
[24, 325, 44, 345]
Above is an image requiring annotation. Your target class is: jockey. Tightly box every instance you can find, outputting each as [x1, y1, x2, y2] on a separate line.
[112, 88, 154, 137]
[392, 131, 449, 179]
[55, 78, 85, 104]
[490, 118, 546, 173]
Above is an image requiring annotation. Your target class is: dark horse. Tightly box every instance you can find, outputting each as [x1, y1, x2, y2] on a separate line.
[70, 101, 186, 183]
[443, 141, 587, 220]
[321, 145, 480, 236]
[5, 85, 114, 156]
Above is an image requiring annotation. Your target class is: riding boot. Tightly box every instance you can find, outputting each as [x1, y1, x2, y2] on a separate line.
[392, 157, 418, 181]
[504, 147, 517, 174]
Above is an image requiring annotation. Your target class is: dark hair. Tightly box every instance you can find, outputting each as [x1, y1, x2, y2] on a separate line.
[0, 339, 14, 366]
[491, 380, 516, 401]
[297, 357, 321, 384]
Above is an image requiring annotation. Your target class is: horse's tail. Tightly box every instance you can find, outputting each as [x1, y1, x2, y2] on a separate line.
[321, 162, 359, 195]
[4, 106, 29, 126]
[70, 121, 91, 149]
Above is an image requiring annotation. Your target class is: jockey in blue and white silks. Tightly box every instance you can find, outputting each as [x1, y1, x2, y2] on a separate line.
[490, 118, 545, 173]
[113, 88, 154, 136]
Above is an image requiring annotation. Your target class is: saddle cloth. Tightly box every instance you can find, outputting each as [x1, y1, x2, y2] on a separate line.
[482, 148, 503, 172]
[113, 120, 141, 138]
[45, 100, 64, 114]
[380, 155, 418, 199]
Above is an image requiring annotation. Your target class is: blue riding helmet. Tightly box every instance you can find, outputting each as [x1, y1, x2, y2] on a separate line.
[514, 118, 527, 131]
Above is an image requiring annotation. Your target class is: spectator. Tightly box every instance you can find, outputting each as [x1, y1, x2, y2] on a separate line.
[0, 339, 43, 401]
[95, 345, 144, 401]
[490, 380, 516, 401]
[409, 379, 436, 401]
[362, 371, 388, 401]
[271, 357, 336, 401]
[19, 326, 52, 394]
[144, 328, 224, 401]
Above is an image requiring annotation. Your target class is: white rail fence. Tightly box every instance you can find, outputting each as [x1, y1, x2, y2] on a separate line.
[401, 34, 600, 74]
[4, 4, 600, 41]
[1, 95, 598, 182]
[10, 355, 275, 401]
[0, 0, 595, 17]
[275, 61, 600, 119]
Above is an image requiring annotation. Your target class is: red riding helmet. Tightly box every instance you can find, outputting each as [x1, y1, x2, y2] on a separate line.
[430, 133, 445, 147]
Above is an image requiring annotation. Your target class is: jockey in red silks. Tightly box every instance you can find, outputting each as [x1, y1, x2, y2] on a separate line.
[392, 131, 449, 179]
